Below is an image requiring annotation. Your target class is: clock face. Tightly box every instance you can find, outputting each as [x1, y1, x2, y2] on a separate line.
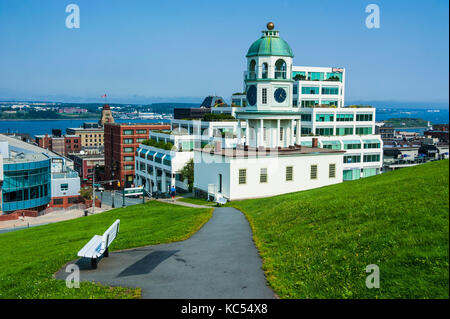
[274, 87, 287, 103]
[246, 85, 257, 106]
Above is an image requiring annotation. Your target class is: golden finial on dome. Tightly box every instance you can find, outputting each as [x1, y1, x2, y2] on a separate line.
[267, 22, 274, 30]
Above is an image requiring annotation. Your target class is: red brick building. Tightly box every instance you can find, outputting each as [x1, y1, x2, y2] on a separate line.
[104, 123, 170, 189]
[35, 134, 81, 156]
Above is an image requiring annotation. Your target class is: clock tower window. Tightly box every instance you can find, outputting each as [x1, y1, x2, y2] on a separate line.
[275, 59, 287, 79]
[262, 88, 268, 104]
[262, 63, 268, 79]
[249, 60, 256, 79]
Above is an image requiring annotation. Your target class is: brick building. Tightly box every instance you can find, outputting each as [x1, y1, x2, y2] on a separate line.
[104, 122, 170, 189]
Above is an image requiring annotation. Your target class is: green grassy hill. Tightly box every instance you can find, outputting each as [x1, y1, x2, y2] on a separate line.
[0, 202, 212, 299]
[229, 160, 449, 299]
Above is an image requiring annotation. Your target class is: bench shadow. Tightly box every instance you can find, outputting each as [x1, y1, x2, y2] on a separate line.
[116, 250, 179, 278]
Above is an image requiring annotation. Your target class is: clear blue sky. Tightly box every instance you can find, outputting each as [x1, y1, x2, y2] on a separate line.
[0, 0, 448, 105]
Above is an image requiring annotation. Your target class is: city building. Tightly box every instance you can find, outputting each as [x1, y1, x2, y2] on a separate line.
[69, 153, 105, 182]
[104, 122, 170, 188]
[0, 134, 80, 214]
[35, 134, 81, 156]
[66, 123, 104, 148]
[134, 119, 244, 193]
[375, 124, 396, 140]
[194, 23, 346, 200]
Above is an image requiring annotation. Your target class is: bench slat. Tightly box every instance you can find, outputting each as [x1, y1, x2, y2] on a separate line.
[77, 235, 103, 258]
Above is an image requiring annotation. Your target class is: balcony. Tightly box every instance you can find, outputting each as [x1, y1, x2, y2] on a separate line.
[275, 71, 286, 79]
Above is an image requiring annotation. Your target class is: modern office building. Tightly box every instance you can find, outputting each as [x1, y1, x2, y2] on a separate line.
[134, 119, 245, 193]
[0, 134, 80, 214]
[104, 122, 170, 188]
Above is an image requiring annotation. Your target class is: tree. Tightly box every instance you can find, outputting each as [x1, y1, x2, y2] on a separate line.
[180, 159, 194, 192]
[79, 187, 93, 200]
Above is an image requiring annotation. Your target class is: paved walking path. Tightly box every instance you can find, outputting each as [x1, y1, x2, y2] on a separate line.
[55, 207, 275, 299]
[156, 197, 212, 208]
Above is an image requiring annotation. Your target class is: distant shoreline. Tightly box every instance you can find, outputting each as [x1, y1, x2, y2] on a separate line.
[0, 118, 99, 121]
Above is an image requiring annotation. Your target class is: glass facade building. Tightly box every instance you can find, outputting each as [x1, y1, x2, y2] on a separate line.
[2, 155, 51, 212]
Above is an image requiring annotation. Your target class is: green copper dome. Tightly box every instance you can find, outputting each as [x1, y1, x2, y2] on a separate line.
[246, 30, 294, 58]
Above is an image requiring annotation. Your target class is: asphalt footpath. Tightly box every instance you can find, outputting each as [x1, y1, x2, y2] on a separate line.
[55, 207, 275, 299]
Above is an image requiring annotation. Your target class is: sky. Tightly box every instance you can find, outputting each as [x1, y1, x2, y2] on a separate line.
[0, 0, 448, 106]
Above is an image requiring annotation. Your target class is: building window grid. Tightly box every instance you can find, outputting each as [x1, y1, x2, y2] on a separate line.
[310, 165, 318, 180]
[260, 168, 268, 183]
[329, 164, 336, 178]
[239, 169, 247, 184]
[286, 166, 293, 181]
[262, 88, 268, 104]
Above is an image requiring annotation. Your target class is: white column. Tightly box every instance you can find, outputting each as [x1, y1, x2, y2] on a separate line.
[246, 119, 250, 146]
[260, 119, 264, 147]
[290, 120, 294, 146]
[276, 119, 280, 148]
[237, 120, 241, 143]
[296, 119, 301, 145]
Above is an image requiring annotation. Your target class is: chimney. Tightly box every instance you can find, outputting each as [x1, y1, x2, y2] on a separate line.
[312, 137, 319, 148]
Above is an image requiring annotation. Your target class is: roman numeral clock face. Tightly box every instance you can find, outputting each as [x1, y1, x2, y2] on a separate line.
[246, 85, 257, 106]
[274, 87, 287, 103]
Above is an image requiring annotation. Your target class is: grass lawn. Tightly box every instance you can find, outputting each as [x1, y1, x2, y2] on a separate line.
[228, 160, 449, 299]
[178, 197, 216, 206]
[0, 201, 212, 299]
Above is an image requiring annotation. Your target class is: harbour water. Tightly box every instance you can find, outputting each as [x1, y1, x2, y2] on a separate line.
[0, 118, 170, 136]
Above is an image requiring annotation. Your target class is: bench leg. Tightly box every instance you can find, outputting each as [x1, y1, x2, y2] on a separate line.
[91, 258, 97, 269]
[104, 248, 109, 258]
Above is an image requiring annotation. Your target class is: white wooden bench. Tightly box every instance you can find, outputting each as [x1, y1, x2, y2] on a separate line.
[77, 219, 120, 269]
[215, 195, 227, 206]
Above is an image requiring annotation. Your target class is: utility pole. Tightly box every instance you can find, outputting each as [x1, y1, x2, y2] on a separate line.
[92, 167, 96, 214]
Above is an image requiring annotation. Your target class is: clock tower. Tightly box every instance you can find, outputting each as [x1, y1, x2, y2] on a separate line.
[236, 23, 301, 149]
[245, 22, 294, 111]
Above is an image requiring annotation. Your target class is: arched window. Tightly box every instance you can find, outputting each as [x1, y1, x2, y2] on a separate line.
[249, 60, 256, 79]
[261, 63, 268, 79]
[275, 59, 287, 79]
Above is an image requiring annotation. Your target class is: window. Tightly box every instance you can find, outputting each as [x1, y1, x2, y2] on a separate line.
[301, 100, 319, 107]
[124, 164, 134, 170]
[123, 138, 133, 144]
[344, 143, 361, 150]
[315, 127, 334, 136]
[275, 59, 287, 79]
[329, 164, 336, 178]
[286, 166, 293, 181]
[302, 87, 319, 95]
[123, 147, 133, 152]
[124, 156, 134, 162]
[293, 85, 298, 95]
[301, 114, 312, 121]
[322, 86, 339, 95]
[53, 198, 63, 205]
[60, 184, 68, 191]
[336, 114, 354, 122]
[136, 138, 146, 143]
[309, 72, 324, 81]
[262, 63, 268, 79]
[249, 60, 256, 79]
[364, 142, 380, 149]
[316, 114, 334, 122]
[336, 127, 353, 135]
[343, 155, 361, 163]
[147, 164, 153, 174]
[239, 169, 246, 184]
[356, 114, 373, 121]
[355, 127, 373, 135]
[136, 129, 147, 134]
[280, 127, 283, 141]
[363, 154, 381, 162]
[262, 88, 267, 104]
[310, 165, 318, 179]
[123, 129, 134, 135]
[260, 168, 268, 183]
